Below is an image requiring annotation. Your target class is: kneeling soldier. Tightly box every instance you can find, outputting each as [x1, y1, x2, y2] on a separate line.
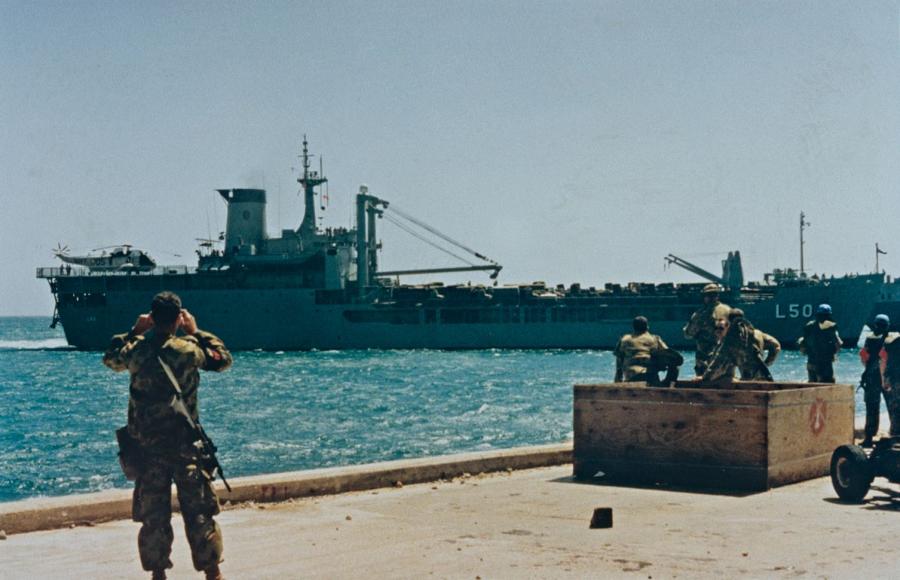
[615, 316, 682, 386]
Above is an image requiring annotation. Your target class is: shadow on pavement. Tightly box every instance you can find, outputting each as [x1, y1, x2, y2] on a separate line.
[821, 485, 899, 511]
[547, 474, 757, 498]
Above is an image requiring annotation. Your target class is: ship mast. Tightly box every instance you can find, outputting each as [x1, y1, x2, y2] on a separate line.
[297, 135, 327, 236]
[799, 211, 811, 276]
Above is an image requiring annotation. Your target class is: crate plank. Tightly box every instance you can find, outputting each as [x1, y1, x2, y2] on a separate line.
[573, 382, 854, 491]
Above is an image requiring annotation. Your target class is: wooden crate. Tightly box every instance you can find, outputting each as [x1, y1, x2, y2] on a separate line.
[573, 381, 854, 491]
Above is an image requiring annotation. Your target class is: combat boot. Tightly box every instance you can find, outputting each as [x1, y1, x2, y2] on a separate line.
[151, 570, 167, 580]
[862, 436, 874, 448]
[204, 564, 224, 580]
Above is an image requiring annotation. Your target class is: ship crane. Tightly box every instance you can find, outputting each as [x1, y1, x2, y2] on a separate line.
[664, 254, 726, 286]
[377, 264, 503, 277]
[664, 252, 744, 291]
[359, 196, 502, 283]
[377, 204, 502, 279]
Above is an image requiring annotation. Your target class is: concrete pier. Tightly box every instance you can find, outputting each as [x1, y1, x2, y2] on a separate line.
[0, 440, 897, 579]
[0, 443, 571, 535]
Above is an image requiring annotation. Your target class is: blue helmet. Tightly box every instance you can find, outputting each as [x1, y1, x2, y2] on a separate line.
[816, 304, 832, 315]
[874, 314, 890, 328]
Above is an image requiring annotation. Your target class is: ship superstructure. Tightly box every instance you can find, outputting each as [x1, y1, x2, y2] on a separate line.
[38, 140, 886, 350]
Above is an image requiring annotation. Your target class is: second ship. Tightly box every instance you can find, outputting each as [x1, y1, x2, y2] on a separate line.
[38, 139, 885, 350]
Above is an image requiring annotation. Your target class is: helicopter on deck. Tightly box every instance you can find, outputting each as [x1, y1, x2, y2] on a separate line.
[53, 243, 157, 272]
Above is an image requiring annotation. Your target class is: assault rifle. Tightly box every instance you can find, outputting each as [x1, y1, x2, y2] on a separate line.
[859, 337, 885, 393]
[158, 356, 232, 492]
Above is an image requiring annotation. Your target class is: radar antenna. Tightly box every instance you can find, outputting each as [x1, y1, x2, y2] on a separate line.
[297, 135, 328, 236]
[800, 212, 811, 276]
[876, 243, 887, 273]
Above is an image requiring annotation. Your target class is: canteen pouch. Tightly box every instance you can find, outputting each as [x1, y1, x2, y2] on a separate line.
[116, 426, 143, 481]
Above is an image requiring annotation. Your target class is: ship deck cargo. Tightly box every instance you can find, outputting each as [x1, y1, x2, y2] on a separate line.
[572, 381, 854, 491]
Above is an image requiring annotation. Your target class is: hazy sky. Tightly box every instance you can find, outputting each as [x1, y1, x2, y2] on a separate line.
[3, 1, 899, 316]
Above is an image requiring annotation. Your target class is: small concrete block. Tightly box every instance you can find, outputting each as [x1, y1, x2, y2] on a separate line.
[0, 530, 6, 540]
[590, 507, 613, 529]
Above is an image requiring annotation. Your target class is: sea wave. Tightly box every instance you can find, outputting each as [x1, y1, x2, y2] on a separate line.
[0, 315, 877, 504]
[0, 338, 72, 350]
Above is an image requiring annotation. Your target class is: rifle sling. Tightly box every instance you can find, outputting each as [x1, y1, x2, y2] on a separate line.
[156, 356, 230, 491]
[158, 356, 200, 432]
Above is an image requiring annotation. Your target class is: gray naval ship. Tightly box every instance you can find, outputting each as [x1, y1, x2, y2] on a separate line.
[38, 139, 886, 350]
[869, 278, 900, 332]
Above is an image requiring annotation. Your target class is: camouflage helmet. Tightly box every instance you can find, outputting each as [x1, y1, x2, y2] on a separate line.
[701, 283, 722, 295]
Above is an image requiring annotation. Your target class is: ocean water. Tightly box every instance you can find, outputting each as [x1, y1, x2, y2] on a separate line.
[0, 316, 870, 503]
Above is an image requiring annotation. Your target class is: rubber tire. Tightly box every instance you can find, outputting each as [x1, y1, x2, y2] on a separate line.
[830, 445, 872, 503]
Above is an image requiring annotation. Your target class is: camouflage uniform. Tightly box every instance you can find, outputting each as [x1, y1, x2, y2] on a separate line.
[684, 300, 731, 375]
[798, 320, 841, 383]
[879, 333, 900, 437]
[702, 320, 773, 383]
[614, 331, 670, 382]
[104, 329, 232, 573]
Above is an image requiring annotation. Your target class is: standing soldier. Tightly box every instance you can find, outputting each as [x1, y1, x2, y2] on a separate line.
[702, 309, 773, 383]
[614, 316, 683, 386]
[798, 303, 842, 382]
[684, 283, 731, 376]
[103, 292, 232, 580]
[860, 314, 890, 447]
[879, 331, 900, 438]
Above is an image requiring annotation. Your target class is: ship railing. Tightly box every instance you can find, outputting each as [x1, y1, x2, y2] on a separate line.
[36, 265, 195, 278]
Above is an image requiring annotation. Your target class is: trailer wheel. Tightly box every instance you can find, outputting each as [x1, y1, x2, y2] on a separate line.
[830, 445, 872, 503]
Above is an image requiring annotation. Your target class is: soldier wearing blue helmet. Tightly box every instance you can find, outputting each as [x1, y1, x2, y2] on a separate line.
[860, 314, 899, 445]
[880, 325, 900, 438]
[798, 303, 842, 382]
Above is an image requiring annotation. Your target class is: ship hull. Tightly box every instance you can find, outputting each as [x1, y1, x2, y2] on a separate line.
[45, 270, 882, 351]
[740, 278, 883, 348]
[867, 279, 900, 333]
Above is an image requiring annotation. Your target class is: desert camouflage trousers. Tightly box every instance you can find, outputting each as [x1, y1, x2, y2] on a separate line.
[132, 452, 223, 572]
[693, 340, 717, 376]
